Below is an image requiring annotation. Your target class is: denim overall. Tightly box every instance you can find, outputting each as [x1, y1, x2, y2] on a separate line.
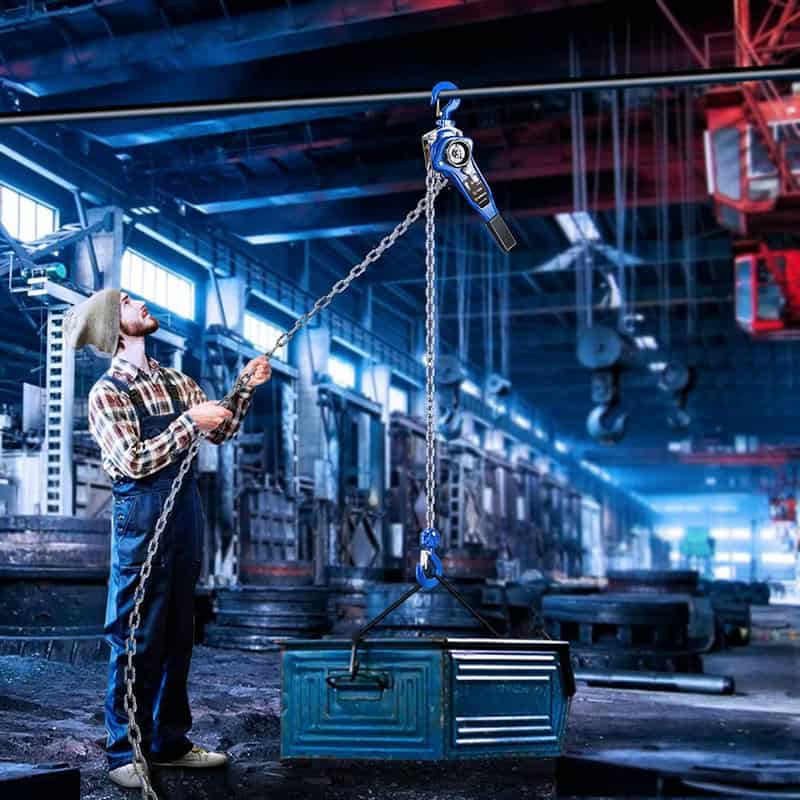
[102, 370, 204, 769]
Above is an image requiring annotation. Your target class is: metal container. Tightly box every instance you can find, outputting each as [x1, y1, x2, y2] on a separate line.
[280, 637, 574, 760]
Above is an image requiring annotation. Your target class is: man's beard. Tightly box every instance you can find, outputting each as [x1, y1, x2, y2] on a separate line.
[120, 316, 159, 337]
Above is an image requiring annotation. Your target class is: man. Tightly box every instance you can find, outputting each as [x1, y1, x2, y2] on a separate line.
[65, 287, 271, 790]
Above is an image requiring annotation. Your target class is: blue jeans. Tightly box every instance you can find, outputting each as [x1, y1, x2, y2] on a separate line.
[104, 475, 204, 769]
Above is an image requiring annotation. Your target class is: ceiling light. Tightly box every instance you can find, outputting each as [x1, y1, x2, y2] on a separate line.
[649, 361, 667, 372]
[461, 379, 481, 398]
[555, 211, 601, 244]
[511, 412, 531, 430]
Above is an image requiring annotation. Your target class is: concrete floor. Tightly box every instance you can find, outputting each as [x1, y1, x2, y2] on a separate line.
[0, 606, 798, 799]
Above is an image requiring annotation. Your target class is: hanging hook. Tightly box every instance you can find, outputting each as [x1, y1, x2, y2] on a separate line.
[416, 527, 443, 590]
[587, 404, 628, 444]
[430, 80, 461, 123]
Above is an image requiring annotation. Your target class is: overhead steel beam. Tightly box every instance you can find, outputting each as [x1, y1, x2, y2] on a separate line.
[223, 171, 711, 244]
[184, 135, 706, 212]
[2, 0, 603, 97]
[6, 65, 800, 127]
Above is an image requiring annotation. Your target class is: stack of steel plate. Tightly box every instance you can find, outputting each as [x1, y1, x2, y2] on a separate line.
[542, 593, 701, 672]
[703, 580, 756, 647]
[239, 559, 314, 586]
[204, 585, 330, 651]
[0, 516, 110, 664]
[607, 569, 715, 654]
[325, 566, 401, 633]
[365, 581, 507, 637]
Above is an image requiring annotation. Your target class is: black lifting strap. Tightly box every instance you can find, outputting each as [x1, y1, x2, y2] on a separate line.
[345, 573, 501, 682]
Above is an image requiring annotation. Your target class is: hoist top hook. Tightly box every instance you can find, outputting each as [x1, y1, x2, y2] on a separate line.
[431, 81, 461, 123]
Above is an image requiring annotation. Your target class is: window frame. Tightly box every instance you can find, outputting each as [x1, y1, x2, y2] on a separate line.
[0, 183, 58, 243]
[243, 311, 288, 362]
[121, 248, 196, 321]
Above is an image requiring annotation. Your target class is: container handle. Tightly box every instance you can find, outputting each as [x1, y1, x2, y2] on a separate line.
[326, 670, 389, 692]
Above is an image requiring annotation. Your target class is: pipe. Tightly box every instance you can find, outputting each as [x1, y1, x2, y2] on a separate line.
[4, 65, 800, 127]
[575, 668, 735, 695]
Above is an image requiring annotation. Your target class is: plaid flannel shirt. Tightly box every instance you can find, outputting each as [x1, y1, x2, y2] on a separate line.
[88, 355, 253, 481]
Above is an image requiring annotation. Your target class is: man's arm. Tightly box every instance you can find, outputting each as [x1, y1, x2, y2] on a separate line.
[88, 381, 199, 480]
[173, 369, 254, 445]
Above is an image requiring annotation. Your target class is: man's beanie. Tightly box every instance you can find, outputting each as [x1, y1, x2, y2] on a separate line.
[63, 288, 121, 356]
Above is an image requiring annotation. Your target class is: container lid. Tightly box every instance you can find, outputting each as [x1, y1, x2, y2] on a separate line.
[280, 637, 576, 697]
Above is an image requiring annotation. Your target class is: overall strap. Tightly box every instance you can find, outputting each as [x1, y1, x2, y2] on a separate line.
[102, 373, 149, 421]
[160, 368, 185, 414]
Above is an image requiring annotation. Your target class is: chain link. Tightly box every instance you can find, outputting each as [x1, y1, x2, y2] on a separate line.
[121, 179, 446, 800]
[424, 165, 438, 533]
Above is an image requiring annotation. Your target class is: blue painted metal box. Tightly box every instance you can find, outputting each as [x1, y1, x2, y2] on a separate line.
[280, 637, 574, 760]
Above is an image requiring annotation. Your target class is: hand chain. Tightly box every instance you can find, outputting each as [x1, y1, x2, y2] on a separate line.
[122, 177, 446, 800]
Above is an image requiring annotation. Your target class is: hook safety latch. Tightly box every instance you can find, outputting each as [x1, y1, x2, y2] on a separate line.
[416, 527, 443, 590]
[421, 81, 517, 253]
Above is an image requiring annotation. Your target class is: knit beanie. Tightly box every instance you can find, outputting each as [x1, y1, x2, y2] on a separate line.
[63, 288, 121, 356]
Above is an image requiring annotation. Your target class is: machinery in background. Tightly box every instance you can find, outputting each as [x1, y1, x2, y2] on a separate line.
[315, 380, 390, 633]
[317, 382, 385, 571]
[703, 14, 800, 339]
[704, 85, 800, 238]
[198, 326, 304, 594]
[387, 412, 450, 581]
[733, 241, 800, 338]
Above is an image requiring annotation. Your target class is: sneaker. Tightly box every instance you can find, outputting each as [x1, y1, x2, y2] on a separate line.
[152, 744, 229, 768]
[108, 763, 147, 789]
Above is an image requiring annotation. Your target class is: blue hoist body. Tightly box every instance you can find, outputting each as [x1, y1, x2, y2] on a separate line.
[422, 81, 517, 252]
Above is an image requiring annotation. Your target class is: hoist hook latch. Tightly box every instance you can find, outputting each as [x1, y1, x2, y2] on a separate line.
[421, 82, 517, 253]
[431, 80, 461, 122]
[416, 527, 443, 590]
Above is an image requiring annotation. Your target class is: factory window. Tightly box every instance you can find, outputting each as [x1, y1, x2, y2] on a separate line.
[1, 184, 57, 243]
[762, 552, 796, 565]
[244, 312, 288, 362]
[714, 565, 735, 580]
[710, 527, 751, 541]
[329, 354, 356, 390]
[121, 250, 195, 320]
[716, 551, 752, 564]
[656, 526, 685, 543]
[389, 385, 409, 415]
